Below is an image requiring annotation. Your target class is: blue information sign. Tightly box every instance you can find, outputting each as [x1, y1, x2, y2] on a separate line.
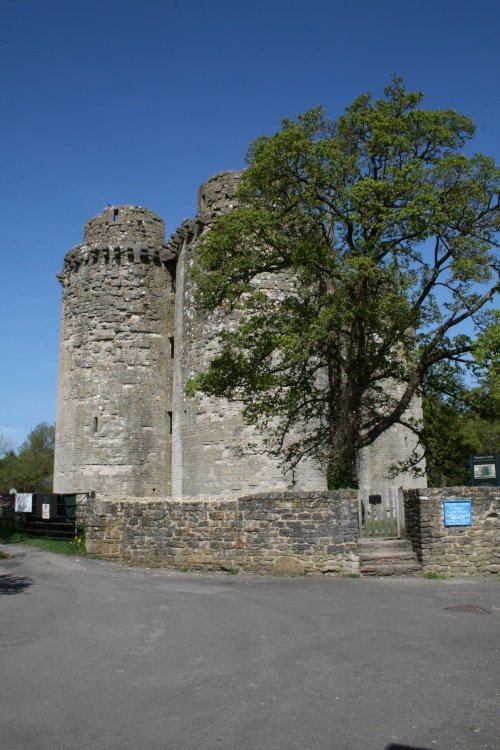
[443, 500, 472, 527]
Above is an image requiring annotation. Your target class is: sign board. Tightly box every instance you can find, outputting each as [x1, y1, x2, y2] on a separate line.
[469, 453, 500, 486]
[443, 500, 472, 527]
[35, 494, 58, 519]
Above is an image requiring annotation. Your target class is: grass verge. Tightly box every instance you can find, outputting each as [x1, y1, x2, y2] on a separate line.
[0, 529, 86, 556]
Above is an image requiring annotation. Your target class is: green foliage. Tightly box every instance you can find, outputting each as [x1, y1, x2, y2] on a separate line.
[0, 423, 55, 493]
[19, 422, 55, 454]
[423, 363, 499, 486]
[190, 78, 499, 485]
[472, 311, 500, 400]
[0, 528, 86, 556]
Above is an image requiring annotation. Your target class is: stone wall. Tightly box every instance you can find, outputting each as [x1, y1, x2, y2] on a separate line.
[171, 172, 326, 494]
[405, 487, 499, 575]
[54, 206, 175, 497]
[81, 487, 499, 577]
[84, 490, 360, 575]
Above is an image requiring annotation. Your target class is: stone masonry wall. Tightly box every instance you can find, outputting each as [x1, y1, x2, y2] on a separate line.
[54, 206, 175, 497]
[84, 491, 360, 575]
[171, 173, 325, 494]
[405, 487, 499, 575]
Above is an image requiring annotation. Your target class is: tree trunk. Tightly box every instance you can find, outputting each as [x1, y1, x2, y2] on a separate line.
[327, 419, 359, 489]
[326, 341, 360, 489]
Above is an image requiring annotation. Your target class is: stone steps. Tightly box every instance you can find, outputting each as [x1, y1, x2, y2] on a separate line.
[357, 538, 421, 576]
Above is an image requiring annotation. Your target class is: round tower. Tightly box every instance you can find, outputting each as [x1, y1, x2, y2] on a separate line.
[54, 206, 175, 496]
[171, 173, 326, 494]
[196, 170, 242, 220]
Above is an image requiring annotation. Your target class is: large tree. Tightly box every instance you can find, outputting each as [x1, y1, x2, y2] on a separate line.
[188, 79, 499, 487]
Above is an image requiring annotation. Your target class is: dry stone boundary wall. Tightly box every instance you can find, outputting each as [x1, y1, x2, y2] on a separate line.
[405, 487, 499, 575]
[82, 487, 499, 576]
[84, 490, 360, 575]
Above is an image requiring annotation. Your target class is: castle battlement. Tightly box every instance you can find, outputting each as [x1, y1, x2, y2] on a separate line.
[84, 205, 166, 244]
[197, 171, 242, 220]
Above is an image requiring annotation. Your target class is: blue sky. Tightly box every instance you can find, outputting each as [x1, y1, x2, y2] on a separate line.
[1, 0, 499, 448]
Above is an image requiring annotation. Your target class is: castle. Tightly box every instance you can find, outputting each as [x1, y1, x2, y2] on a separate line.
[53, 172, 426, 497]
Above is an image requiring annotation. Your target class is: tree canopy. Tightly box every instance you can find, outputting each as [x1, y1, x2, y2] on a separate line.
[0, 423, 55, 493]
[422, 362, 499, 486]
[188, 79, 499, 487]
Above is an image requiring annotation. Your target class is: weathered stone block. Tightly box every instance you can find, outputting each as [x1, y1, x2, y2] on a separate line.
[273, 556, 305, 576]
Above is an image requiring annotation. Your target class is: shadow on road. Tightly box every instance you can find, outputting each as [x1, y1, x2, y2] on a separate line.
[0, 573, 33, 595]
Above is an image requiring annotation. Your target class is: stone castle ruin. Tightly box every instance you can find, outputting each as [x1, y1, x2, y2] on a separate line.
[54, 172, 426, 498]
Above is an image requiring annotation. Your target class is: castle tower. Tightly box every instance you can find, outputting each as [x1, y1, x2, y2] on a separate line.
[54, 206, 175, 496]
[171, 173, 326, 494]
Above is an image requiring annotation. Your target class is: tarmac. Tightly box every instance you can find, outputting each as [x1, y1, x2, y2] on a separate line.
[1, 542, 499, 750]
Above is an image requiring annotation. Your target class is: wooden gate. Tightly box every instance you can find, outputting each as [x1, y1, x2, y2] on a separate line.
[357, 487, 406, 539]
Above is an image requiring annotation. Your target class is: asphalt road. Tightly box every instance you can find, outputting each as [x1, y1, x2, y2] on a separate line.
[1, 543, 499, 750]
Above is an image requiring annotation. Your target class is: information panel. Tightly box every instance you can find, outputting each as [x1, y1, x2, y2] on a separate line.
[469, 453, 500, 486]
[443, 500, 472, 527]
